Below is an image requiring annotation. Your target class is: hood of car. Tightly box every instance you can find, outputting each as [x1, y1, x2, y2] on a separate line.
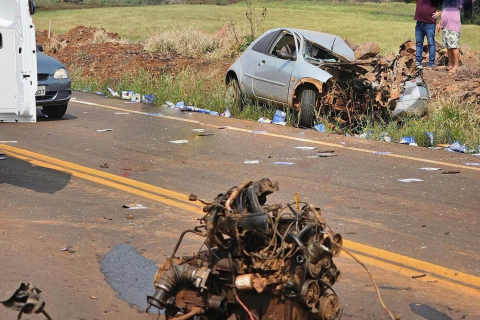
[37, 51, 65, 75]
[291, 29, 355, 62]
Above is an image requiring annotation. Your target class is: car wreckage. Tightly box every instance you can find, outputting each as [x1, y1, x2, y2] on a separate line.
[225, 28, 428, 128]
[147, 178, 344, 320]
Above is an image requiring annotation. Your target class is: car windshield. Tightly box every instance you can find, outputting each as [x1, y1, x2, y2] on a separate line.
[303, 40, 340, 65]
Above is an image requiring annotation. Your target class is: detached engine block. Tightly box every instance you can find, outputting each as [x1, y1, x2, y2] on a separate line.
[147, 178, 343, 320]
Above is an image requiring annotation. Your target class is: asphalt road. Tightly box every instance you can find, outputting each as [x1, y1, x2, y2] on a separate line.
[0, 92, 479, 320]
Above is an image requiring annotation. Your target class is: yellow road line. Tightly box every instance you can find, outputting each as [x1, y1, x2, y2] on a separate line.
[72, 99, 480, 173]
[0, 149, 202, 215]
[2, 144, 480, 297]
[0, 143, 203, 209]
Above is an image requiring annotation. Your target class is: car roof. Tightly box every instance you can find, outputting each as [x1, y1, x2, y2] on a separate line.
[268, 28, 355, 61]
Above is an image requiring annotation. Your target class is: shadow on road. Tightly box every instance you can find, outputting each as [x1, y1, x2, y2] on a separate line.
[0, 156, 71, 194]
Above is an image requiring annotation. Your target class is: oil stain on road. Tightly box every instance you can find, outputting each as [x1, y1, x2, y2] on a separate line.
[410, 303, 453, 320]
[101, 245, 157, 311]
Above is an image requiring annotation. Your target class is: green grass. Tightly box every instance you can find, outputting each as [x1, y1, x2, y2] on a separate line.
[34, 1, 480, 53]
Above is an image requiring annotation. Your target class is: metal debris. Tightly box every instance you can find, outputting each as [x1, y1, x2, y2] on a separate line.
[100, 163, 109, 168]
[412, 274, 427, 279]
[147, 179, 343, 320]
[1, 282, 53, 320]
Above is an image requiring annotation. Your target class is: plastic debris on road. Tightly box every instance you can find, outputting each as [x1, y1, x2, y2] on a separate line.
[115, 112, 130, 115]
[314, 124, 326, 132]
[175, 101, 185, 109]
[96, 129, 113, 132]
[191, 129, 205, 133]
[429, 147, 444, 150]
[419, 167, 442, 171]
[131, 93, 141, 103]
[258, 117, 272, 124]
[181, 105, 219, 116]
[165, 101, 175, 108]
[294, 146, 317, 150]
[426, 131, 435, 146]
[122, 204, 148, 209]
[398, 178, 424, 182]
[0, 141, 17, 143]
[107, 87, 119, 97]
[446, 140, 467, 153]
[250, 130, 267, 134]
[372, 151, 392, 155]
[122, 90, 135, 100]
[465, 162, 480, 166]
[272, 110, 286, 126]
[318, 153, 337, 157]
[400, 136, 416, 145]
[142, 94, 157, 104]
[169, 140, 188, 144]
[0, 155, 6, 160]
[392, 79, 428, 118]
[273, 162, 295, 165]
[382, 136, 392, 142]
[244, 160, 260, 164]
[221, 108, 231, 118]
[358, 131, 372, 139]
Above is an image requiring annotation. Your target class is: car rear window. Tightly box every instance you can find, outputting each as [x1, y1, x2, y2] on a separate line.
[251, 31, 279, 54]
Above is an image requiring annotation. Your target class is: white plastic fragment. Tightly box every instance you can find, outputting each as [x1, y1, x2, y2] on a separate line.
[397, 178, 424, 182]
[372, 151, 392, 155]
[273, 162, 295, 165]
[165, 101, 175, 108]
[258, 117, 272, 124]
[122, 204, 148, 209]
[0, 156, 6, 160]
[294, 147, 317, 150]
[392, 80, 428, 117]
[244, 160, 260, 164]
[191, 129, 205, 133]
[96, 129, 113, 132]
[464, 162, 480, 166]
[221, 108, 232, 118]
[250, 130, 267, 134]
[115, 112, 130, 115]
[0, 141, 17, 143]
[272, 110, 286, 126]
[169, 140, 188, 144]
[107, 87, 120, 97]
[419, 167, 442, 171]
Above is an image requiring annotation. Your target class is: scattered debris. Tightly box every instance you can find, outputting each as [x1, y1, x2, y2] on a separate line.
[144, 112, 164, 117]
[123, 204, 148, 209]
[142, 94, 157, 104]
[426, 131, 435, 147]
[400, 136, 416, 145]
[250, 130, 267, 134]
[191, 129, 205, 133]
[100, 163, 109, 168]
[96, 129, 113, 132]
[62, 245, 74, 252]
[446, 141, 467, 153]
[419, 167, 442, 171]
[181, 105, 219, 116]
[372, 151, 392, 155]
[122, 91, 135, 100]
[382, 136, 392, 142]
[314, 124, 326, 132]
[444, 231, 450, 235]
[198, 133, 213, 137]
[318, 153, 338, 157]
[125, 213, 134, 219]
[294, 146, 317, 150]
[90, 296, 98, 300]
[115, 112, 130, 115]
[103, 217, 113, 221]
[165, 101, 175, 108]
[258, 117, 272, 124]
[465, 162, 480, 166]
[0, 141, 18, 143]
[221, 108, 231, 118]
[272, 110, 286, 126]
[273, 162, 295, 165]
[169, 140, 188, 144]
[107, 87, 119, 97]
[412, 274, 427, 279]
[398, 178, 424, 183]
[442, 170, 460, 175]
[243, 160, 260, 164]
[392, 80, 428, 118]
[1, 282, 53, 320]
[0, 155, 6, 160]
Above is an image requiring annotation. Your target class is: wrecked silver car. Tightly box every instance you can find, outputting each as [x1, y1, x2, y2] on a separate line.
[225, 28, 426, 128]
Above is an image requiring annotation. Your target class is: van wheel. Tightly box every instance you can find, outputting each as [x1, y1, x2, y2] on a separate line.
[43, 104, 67, 118]
[225, 79, 243, 112]
[298, 89, 316, 128]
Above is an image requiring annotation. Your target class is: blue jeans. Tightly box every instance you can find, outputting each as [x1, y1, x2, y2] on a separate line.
[415, 21, 436, 67]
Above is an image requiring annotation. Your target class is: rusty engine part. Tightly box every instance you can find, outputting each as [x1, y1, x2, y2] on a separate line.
[147, 178, 343, 320]
[315, 55, 419, 125]
[1, 282, 53, 320]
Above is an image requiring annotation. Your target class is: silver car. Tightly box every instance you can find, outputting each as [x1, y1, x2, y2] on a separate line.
[225, 28, 356, 128]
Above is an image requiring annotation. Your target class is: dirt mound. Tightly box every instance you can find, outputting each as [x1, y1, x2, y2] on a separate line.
[36, 25, 228, 82]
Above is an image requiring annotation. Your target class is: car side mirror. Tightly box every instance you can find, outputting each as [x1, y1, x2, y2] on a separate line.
[277, 51, 295, 61]
[29, 0, 36, 15]
[36, 44, 43, 52]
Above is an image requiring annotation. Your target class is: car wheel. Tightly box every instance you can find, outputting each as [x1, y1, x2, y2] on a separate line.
[298, 89, 316, 128]
[43, 104, 68, 118]
[225, 79, 243, 112]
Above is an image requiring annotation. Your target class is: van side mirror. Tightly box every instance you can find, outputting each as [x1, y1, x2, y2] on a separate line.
[29, 0, 36, 15]
[36, 44, 43, 52]
[276, 50, 295, 61]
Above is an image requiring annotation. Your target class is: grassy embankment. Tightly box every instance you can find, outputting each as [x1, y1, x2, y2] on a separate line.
[35, 1, 480, 149]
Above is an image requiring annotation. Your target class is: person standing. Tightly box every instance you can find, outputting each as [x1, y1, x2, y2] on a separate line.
[414, 0, 442, 68]
[437, 0, 463, 73]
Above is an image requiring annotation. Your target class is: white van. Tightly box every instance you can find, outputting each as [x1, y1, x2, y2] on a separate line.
[0, 0, 37, 122]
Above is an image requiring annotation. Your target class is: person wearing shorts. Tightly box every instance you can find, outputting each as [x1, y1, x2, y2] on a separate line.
[437, 0, 463, 73]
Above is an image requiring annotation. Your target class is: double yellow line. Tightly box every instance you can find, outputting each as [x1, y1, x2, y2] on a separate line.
[1, 143, 480, 298]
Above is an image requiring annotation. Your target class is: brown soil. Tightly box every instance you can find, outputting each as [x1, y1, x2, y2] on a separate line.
[36, 26, 231, 83]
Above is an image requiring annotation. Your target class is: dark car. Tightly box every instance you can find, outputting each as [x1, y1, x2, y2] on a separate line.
[36, 45, 71, 118]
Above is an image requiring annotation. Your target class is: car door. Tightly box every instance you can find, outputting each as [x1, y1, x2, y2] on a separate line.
[252, 30, 298, 105]
[0, 0, 37, 122]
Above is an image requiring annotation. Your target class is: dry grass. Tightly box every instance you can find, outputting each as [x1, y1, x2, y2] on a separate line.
[144, 26, 247, 58]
